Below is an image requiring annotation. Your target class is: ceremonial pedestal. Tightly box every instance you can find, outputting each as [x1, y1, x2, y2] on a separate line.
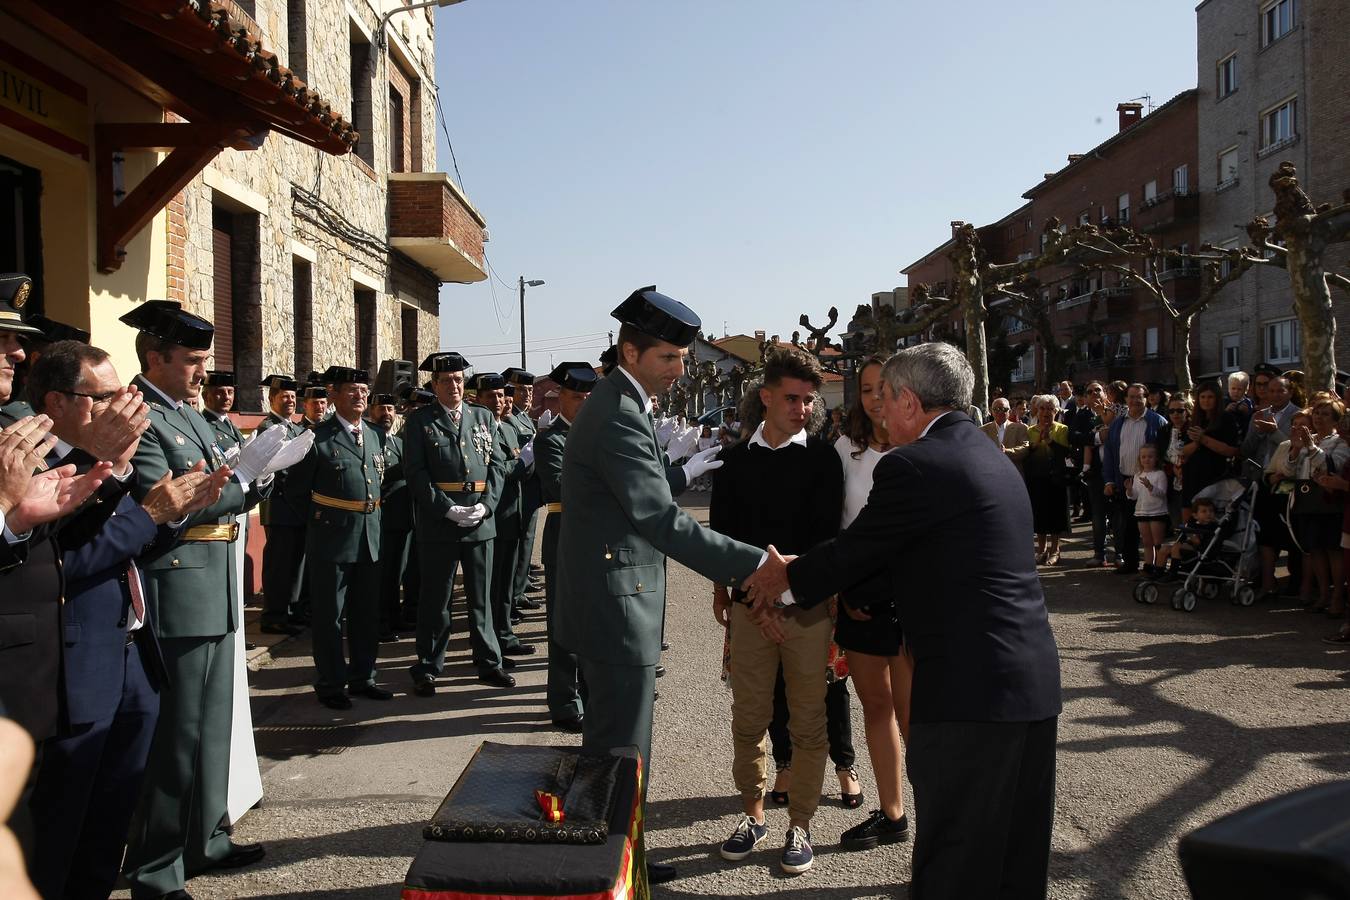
[402, 743, 648, 900]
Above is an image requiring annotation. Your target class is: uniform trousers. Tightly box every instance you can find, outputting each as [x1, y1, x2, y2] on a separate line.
[260, 524, 305, 626]
[31, 638, 159, 900]
[490, 530, 525, 651]
[579, 658, 656, 798]
[378, 524, 413, 633]
[123, 631, 235, 898]
[309, 542, 380, 696]
[412, 539, 501, 677]
[512, 504, 541, 607]
[906, 716, 1058, 900]
[728, 601, 831, 824]
[542, 514, 584, 721]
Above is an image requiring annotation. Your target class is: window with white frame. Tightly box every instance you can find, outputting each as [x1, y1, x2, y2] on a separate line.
[1145, 327, 1159, 358]
[1265, 318, 1299, 364]
[1261, 97, 1297, 148]
[1116, 331, 1132, 359]
[1143, 180, 1158, 205]
[1221, 333, 1241, 372]
[1118, 192, 1130, 223]
[1173, 164, 1189, 195]
[1261, 0, 1296, 47]
[1217, 146, 1239, 187]
[1217, 53, 1238, 98]
[1011, 345, 1035, 382]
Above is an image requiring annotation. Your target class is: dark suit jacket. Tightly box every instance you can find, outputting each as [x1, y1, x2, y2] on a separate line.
[60, 493, 171, 727]
[787, 412, 1062, 725]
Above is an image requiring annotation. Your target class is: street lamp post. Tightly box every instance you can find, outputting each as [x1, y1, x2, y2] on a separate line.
[519, 276, 545, 368]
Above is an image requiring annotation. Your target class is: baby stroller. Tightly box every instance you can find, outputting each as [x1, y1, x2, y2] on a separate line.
[1133, 478, 1260, 612]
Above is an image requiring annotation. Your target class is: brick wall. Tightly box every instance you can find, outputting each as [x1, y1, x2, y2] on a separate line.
[387, 178, 485, 268]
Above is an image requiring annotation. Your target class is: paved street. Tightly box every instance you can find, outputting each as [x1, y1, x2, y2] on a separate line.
[117, 496, 1350, 899]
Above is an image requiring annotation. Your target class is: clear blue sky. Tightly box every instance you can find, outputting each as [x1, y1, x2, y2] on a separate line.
[432, 0, 1197, 372]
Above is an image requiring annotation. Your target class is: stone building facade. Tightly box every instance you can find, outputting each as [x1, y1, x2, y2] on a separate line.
[1194, 0, 1348, 379]
[168, 0, 486, 410]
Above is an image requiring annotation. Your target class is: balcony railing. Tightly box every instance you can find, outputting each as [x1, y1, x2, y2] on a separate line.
[1133, 189, 1199, 234]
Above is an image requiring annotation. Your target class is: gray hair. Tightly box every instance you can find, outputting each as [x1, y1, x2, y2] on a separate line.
[1030, 393, 1059, 415]
[881, 342, 973, 412]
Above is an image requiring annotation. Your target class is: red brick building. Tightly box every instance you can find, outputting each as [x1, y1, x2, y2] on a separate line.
[902, 91, 1200, 398]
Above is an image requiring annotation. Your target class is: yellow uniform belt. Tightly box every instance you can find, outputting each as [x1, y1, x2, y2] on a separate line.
[434, 481, 487, 492]
[183, 523, 239, 542]
[312, 492, 380, 514]
[545, 502, 563, 513]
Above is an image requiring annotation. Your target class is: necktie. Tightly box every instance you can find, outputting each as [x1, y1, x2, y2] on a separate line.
[451, 409, 462, 425]
[127, 561, 146, 625]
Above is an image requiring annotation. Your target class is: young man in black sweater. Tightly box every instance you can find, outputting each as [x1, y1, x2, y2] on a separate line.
[709, 347, 843, 875]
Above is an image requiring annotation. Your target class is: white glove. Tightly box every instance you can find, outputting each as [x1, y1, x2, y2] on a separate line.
[233, 426, 286, 484]
[682, 445, 723, 482]
[445, 502, 487, 527]
[259, 430, 315, 478]
[519, 439, 535, 468]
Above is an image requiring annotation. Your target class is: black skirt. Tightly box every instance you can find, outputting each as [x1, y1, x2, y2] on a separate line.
[834, 569, 903, 657]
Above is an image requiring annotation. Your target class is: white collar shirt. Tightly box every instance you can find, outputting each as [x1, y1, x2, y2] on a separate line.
[618, 367, 652, 414]
[748, 421, 808, 451]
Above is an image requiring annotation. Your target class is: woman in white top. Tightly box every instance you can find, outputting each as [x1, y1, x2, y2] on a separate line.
[830, 355, 914, 850]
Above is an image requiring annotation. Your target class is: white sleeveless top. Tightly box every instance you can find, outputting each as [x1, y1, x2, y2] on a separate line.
[834, 434, 886, 528]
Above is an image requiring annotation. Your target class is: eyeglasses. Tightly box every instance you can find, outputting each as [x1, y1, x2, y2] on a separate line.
[58, 389, 117, 404]
[1168, 408, 1187, 414]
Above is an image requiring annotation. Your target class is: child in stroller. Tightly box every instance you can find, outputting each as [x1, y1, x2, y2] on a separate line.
[1134, 479, 1259, 611]
[1160, 497, 1220, 573]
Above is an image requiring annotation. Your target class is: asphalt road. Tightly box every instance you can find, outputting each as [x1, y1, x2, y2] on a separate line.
[114, 496, 1350, 899]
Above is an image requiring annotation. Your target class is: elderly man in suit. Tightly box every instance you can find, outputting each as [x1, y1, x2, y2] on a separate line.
[556, 286, 767, 885]
[980, 396, 1030, 457]
[747, 342, 1062, 900]
[24, 340, 226, 900]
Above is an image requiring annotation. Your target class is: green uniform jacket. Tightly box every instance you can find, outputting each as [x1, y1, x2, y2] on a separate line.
[257, 413, 306, 527]
[129, 375, 269, 639]
[556, 370, 761, 666]
[535, 418, 567, 505]
[202, 409, 245, 453]
[376, 428, 411, 531]
[491, 414, 532, 539]
[403, 402, 505, 543]
[283, 416, 382, 564]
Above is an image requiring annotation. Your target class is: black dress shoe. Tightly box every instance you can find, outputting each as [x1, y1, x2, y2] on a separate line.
[413, 678, 436, 697]
[655, 664, 665, 678]
[517, 597, 541, 611]
[510, 613, 524, 626]
[213, 840, 266, 869]
[661, 640, 670, 651]
[503, 643, 537, 656]
[552, 715, 584, 733]
[154, 891, 193, 899]
[245, 642, 257, 652]
[646, 861, 677, 884]
[501, 656, 518, 669]
[378, 631, 400, 643]
[318, 693, 352, 710]
[349, 684, 394, 700]
[261, 622, 303, 636]
[478, 668, 516, 688]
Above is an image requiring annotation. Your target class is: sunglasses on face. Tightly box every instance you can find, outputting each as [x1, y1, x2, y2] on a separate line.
[1168, 408, 1186, 414]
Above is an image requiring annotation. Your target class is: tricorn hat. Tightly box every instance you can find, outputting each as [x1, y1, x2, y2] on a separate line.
[472, 372, 505, 391]
[419, 352, 470, 373]
[0, 273, 45, 337]
[372, 393, 396, 406]
[260, 374, 299, 392]
[118, 300, 214, 350]
[501, 367, 535, 386]
[206, 371, 238, 388]
[302, 384, 328, 400]
[321, 365, 369, 386]
[610, 285, 700, 347]
[548, 361, 599, 394]
[27, 314, 90, 345]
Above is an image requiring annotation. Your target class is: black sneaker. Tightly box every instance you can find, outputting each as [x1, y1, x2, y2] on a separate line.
[780, 826, 813, 874]
[718, 814, 769, 861]
[839, 810, 909, 851]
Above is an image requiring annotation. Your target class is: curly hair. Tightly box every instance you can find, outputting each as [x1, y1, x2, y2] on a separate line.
[761, 345, 823, 389]
[844, 354, 888, 459]
[735, 374, 825, 444]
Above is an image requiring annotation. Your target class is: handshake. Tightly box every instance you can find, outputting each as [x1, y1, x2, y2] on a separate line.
[226, 427, 314, 485]
[739, 545, 798, 644]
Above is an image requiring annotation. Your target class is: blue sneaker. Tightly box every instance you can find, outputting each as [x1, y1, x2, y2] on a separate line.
[780, 825, 814, 874]
[719, 814, 769, 861]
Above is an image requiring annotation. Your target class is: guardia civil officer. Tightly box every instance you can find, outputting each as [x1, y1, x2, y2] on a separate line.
[556, 287, 764, 885]
[256, 375, 306, 635]
[535, 361, 597, 733]
[300, 384, 328, 428]
[202, 370, 245, 452]
[368, 392, 413, 641]
[284, 366, 388, 709]
[473, 372, 535, 658]
[120, 301, 286, 897]
[502, 367, 543, 611]
[404, 353, 513, 692]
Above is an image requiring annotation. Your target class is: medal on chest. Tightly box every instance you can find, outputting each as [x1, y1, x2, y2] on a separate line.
[471, 421, 492, 465]
[374, 452, 386, 478]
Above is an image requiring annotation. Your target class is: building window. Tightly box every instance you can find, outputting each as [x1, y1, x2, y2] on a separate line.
[1077, 209, 1090, 227]
[1217, 53, 1237, 98]
[211, 205, 262, 409]
[1261, 0, 1296, 47]
[349, 24, 374, 168]
[1116, 331, 1132, 360]
[1117, 192, 1130, 223]
[1260, 97, 1297, 149]
[1011, 345, 1035, 383]
[1218, 237, 1240, 278]
[1265, 318, 1299, 364]
[1145, 327, 1159, 358]
[387, 58, 423, 173]
[1221, 333, 1241, 372]
[0, 155, 43, 316]
[355, 288, 377, 373]
[1173, 164, 1189, 195]
[293, 257, 313, 379]
[401, 306, 419, 363]
[1217, 146, 1239, 188]
[287, 0, 307, 80]
[1143, 180, 1158, 205]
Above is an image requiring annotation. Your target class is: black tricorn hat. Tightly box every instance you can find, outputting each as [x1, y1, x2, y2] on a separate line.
[28, 315, 90, 344]
[321, 365, 369, 385]
[118, 300, 214, 350]
[501, 367, 535, 386]
[372, 393, 396, 406]
[1252, 363, 1282, 378]
[206, 371, 238, 388]
[420, 352, 470, 373]
[302, 385, 328, 400]
[610, 285, 700, 347]
[548, 361, 599, 394]
[0, 273, 45, 337]
[412, 388, 436, 405]
[260, 374, 299, 392]
[472, 372, 505, 391]
[598, 345, 618, 374]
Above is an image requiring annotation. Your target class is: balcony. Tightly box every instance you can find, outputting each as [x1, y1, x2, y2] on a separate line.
[1158, 265, 1201, 283]
[387, 173, 487, 283]
[1133, 190, 1199, 234]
